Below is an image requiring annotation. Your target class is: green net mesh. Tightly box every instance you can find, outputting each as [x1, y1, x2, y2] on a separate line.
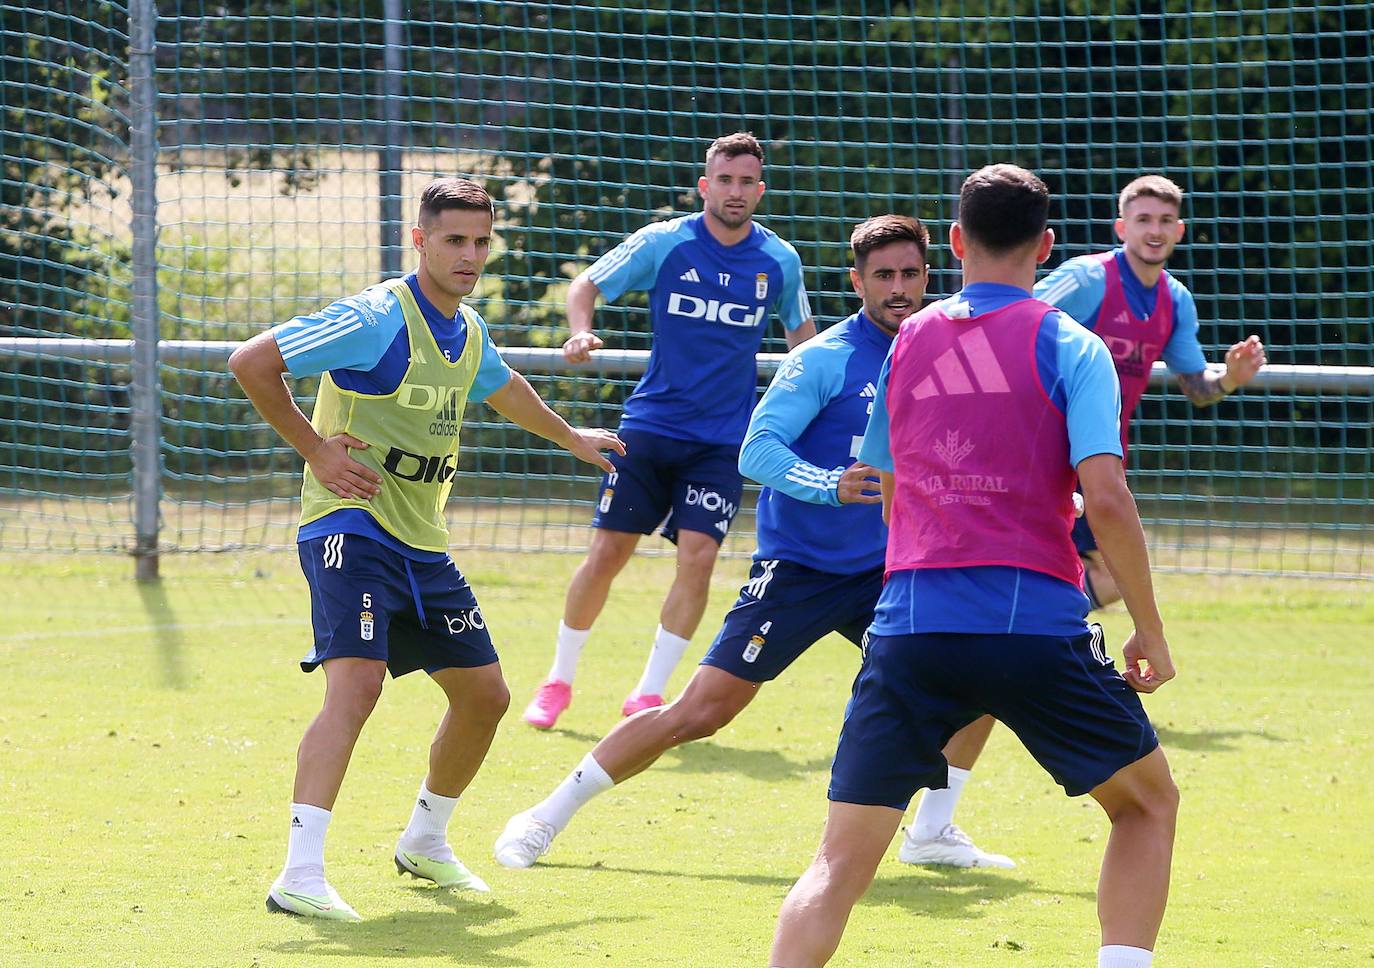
[3, 1, 1370, 578]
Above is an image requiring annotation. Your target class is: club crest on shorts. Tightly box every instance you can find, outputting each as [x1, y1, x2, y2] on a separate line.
[359, 610, 375, 642]
[755, 272, 769, 300]
[743, 620, 771, 663]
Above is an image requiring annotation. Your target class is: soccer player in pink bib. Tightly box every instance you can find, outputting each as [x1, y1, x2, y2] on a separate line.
[770, 166, 1179, 968]
[1034, 175, 1266, 608]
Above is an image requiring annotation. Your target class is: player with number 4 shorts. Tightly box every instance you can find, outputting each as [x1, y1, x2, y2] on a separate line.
[496, 215, 1011, 873]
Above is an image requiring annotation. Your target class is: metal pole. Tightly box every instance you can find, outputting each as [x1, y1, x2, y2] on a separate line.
[944, 51, 963, 225]
[379, 0, 406, 279]
[129, 0, 161, 581]
[4, 339, 1368, 395]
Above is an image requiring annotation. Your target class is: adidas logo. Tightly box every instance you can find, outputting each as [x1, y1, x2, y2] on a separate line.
[910, 328, 1011, 399]
[435, 394, 459, 423]
[291, 815, 303, 828]
[859, 382, 877, 398]
[679, 267, 701, 283]
[418, 798, 430, 812]
[714, 519, 729, 535]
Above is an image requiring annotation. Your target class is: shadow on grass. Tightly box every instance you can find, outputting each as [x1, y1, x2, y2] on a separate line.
[269, 891, 641, 965]
[538, 858, 1081, 918]
[136, 579, 188, 690]
[537, 858, 795, 889]
[533, 727, 606, 745]
[520, 727, 831, 781]
[656, 740, 832, 782]
[867, 865, 1095, 918]
[1155, 725, 1286, 753]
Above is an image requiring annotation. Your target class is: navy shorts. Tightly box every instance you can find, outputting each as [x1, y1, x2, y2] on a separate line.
[592, 428, 743, 545]
[829, 624, 1158, 809]
[297, 534, 498, 677]
[1071, 514, 1098, 555]
[700, 560, 885, 683]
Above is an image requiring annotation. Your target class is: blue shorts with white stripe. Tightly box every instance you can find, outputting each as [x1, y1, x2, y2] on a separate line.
[699, 559, 884, 683]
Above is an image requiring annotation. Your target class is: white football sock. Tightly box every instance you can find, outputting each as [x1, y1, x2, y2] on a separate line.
[549, 621, 592, 684]
[632, 624, 691, 697]
[911, 765, 971, 840]
[1098, 944, 1152, 968]
[530, 753, 614, 832]
[398, 781, 458, 859]
[281, 802, 330, 889]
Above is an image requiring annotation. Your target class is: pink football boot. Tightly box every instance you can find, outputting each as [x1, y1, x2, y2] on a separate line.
[620, 692, 665, 717]
[522, 679, 572, 729]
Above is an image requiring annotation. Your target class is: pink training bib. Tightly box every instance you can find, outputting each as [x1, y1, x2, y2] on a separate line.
[1089, 251, 1174, 454]
[884, 296, 1082, 588]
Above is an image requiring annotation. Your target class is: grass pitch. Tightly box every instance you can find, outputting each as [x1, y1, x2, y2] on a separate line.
[2, 550, 1371, 967]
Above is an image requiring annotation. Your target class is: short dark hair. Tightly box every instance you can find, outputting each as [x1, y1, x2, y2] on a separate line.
[958, 164, 1050, 253]
[850, 215, 930, 272]
[705, 132, 764, 168]
[1118, 174, 1184, 217]
[418, 178, 494, 226]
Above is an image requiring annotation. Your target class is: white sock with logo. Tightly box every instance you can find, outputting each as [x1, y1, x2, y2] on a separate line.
[1098, 944, 1152, 968]
[530, 753, 614, 832]
[549, 621, 592, 685]
[632, 624, 691, 698]
[911, 765, 971, 841]
[398, 781, 458, 861]
[281, 802, 331, 892]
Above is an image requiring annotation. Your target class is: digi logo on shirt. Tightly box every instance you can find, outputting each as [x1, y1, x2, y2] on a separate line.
[666, 292, 765, 328]
[1101, 335, 1160, 378]
[398, 384, 465, 412]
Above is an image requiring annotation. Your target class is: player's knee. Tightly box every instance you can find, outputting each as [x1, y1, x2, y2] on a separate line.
[673, 699, 736, 741]
[468, 675, 511, 724]
[810, 848, 878, 899]
[675, 540, 720, 582]
[1151, 771, 1181, 824]
[583, 538, 635, 580]
[1107, 760, 1180, 829]
[1087, 559, 1121, 606]
[1118, 786, 1179, 836]
[327, 666, 386, 722]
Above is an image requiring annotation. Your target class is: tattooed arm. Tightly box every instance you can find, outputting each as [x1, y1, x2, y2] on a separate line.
[1176, 335, 1267, 407]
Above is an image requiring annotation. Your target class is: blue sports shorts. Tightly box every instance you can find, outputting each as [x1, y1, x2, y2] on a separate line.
[1071, 513, 1098, 555]
[828, 624, 1158, 809]
[297, 534, 498, 677]
[700, 559, 884, 683]
[591, 428, 743, 545]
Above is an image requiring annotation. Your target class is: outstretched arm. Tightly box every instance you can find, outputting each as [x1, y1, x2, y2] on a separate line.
[484, 371, 624, 473]
[1176, 334, 1267, 406]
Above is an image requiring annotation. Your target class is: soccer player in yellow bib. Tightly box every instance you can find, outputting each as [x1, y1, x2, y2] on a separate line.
[230, 178, 623, 920]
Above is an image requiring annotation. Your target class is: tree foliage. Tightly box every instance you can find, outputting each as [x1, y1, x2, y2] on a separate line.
[5, 2, 1369, 484]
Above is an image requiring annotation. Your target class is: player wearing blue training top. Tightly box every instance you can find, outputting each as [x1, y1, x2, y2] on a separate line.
[772, 166, 1180, 968]
[1034, 175, 1266, 608]
[522, 132, 816, 730]
[230, 179, 623, 921]
[495, 216, 1010, 872]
